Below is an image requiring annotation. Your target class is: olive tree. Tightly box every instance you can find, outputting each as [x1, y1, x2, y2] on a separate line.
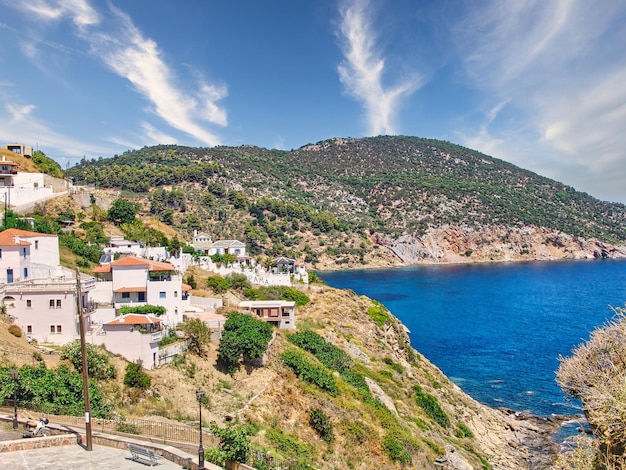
[217, 313, 273, 375]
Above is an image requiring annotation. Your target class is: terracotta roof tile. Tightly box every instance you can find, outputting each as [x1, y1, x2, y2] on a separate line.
[111, 255, 174, 271]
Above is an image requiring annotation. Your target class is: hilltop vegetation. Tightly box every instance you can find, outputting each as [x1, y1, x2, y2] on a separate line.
[64, 136, 626, 268]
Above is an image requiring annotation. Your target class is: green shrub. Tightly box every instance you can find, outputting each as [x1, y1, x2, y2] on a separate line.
[383, 435, 412, 464]
[383, 357, 404, 374]
[422, 438, 444, 454]
[123, 361, 151, 389]
[287, 330, 352, 372]
[209, 422, 251, 464]
[60, 341, 116, 380]
[455, 422, 474, 439]
[217, 313, 273, 375]
[265, 427, 313, 459]
[119, 305, 166, 316]
[413, 385, 449, 428]
[309, 408, 334, 443]
[158, 330, 179, 347]
[341, 419, 372, 444]
[2, 364, 111, 418]
[367, 301, 393, 328]
[281, 349, 338, 396]
[8, 324, 22, 337]
[244, 286, 310, 306]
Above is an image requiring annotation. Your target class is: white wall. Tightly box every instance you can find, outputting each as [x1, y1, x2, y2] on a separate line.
[8, 286, 79, 345]
[91, 326, 161, 370]
[0, 244, 31, 283]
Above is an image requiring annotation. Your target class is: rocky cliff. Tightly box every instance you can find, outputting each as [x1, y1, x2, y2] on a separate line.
[385, 224, 626, 265]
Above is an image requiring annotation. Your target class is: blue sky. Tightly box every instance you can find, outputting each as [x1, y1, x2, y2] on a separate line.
[1, 1, 626, 204]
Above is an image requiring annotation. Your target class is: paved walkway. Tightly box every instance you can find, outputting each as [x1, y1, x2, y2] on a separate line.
[0, 442, 190, 469]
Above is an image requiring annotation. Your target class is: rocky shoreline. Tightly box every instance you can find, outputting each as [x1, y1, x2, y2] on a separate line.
[312, 224, 626, 271]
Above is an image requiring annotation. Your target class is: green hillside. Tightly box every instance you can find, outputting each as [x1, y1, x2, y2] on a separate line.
[65, 136, 626, 259]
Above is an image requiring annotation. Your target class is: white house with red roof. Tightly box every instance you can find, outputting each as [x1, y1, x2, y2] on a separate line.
[0, 228, 96, 345]
[91, 255, 189, 327]
[91, 314, 163, 369]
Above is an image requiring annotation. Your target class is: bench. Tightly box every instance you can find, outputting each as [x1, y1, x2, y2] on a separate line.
[128, 443, 162, 466]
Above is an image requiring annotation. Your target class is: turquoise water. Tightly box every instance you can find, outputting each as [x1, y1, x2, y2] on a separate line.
[319, 259, 626, 416]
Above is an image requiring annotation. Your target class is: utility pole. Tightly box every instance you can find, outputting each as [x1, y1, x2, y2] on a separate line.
[76, 268, 93, 450]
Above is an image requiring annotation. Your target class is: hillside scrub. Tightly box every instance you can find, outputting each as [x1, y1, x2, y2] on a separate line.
[557, 305, 626, 467]
[60, 341, 117, 380]
[0, 364, 111, 418]
[217, 312, 273, 375]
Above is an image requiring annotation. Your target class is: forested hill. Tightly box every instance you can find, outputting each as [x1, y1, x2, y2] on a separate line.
[66, 136, 626, 265]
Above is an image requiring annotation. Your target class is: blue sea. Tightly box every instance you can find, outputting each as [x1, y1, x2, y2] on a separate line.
[319, 259, 626, 417]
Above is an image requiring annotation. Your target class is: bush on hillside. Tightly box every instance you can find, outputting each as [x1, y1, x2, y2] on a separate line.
[557, 306, 626, 467]
[309, 408, 334, 443]
[123, 361, 151, 389]
[244, 285, 310, 306]
[413, 384, 449, 428]
[60, 341, 116, 380]
[8, 324, 22, 337]
[217, 313, 273, 375]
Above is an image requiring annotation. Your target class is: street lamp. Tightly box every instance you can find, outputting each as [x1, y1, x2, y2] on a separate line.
[196, 388, 205, 470]
[10, 369, 18, 430]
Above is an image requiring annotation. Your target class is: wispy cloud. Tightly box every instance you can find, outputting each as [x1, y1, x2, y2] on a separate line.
[452, 0, 626, 202]
[336, 0, 422, 136]
[8, 0, 228, 147]
[140, 122, 178, 146]
[1, 101, 114, 158]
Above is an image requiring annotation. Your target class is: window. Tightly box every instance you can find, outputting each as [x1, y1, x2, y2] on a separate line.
[49, 325, 62, 334]
[22, 247, 27, 258]
[138, 292, 146, 302]
[56, 299, 62, 308]
[57, 325, 62, 333]
[159, 292, 166, 299]
[23, 267, 28, 279]
[26, 299, 32, 308]
[122, 292, 130, 299]
[35, 240, 39, 250]
[174, 291, 178, 298]
[26, 325, 32, 334]
[7, 269, 13, 283]
[49, 299, 55, 309]
[0, 248, 2, 258]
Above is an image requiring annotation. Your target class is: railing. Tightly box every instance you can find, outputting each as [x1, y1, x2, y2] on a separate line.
[0, 402, 218, 448]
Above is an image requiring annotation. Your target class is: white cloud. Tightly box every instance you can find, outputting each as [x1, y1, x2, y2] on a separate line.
[337, 0, 422, 136]
[452, 0, 626, 202]
[10, 0, 100, 27]
[140, 122, 178, 146]
[6, 0, 228, 147]
[1, 101, 115, 158]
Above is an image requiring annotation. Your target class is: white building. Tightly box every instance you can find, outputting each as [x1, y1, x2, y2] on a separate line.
[0, 228, 61, 284]
[2, 273, 95, 345]
[91, 255, 189, 327]
[0, 228, 95, 345]
[238, 300, 296, 330]
[190, 231, 246, 258]
[92, 314, 163, 370]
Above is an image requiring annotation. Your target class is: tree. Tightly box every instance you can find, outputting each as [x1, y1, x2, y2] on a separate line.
[557, 306, 626, 467]
[180, 318, 212, 357]
[217, 313, 273, 375]
[209, 422, 251, 466]
[60, 341, 116, 380]
[123, 361, 151, 389]
[107, 198, 138, 225]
